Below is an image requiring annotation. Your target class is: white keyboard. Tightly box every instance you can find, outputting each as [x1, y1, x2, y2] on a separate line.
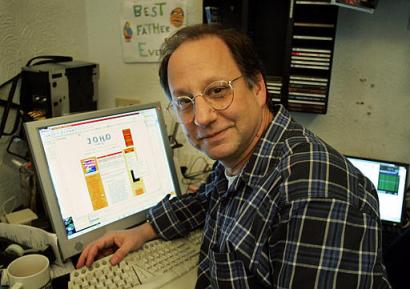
[69, 230, 202, 289]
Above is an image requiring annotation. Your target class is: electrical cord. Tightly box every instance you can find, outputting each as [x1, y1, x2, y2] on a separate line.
[1, 196, 17, 219]
[187, 156, 210, 173]
[0, 72, 20, 137]
[180, 156, 213, 194]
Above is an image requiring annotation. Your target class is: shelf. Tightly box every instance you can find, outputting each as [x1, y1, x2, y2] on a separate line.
[295, 0, 332, 5]
[203, 0, 339, 114]
[286, 1, 338, 114]
[331, 0, 378, 14]
[266, 76, 283, 104]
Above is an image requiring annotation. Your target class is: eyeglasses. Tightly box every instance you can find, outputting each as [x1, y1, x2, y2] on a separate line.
[167, 75, 242, 124]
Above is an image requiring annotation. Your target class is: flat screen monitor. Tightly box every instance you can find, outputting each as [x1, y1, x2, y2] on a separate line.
[346, 155, 408, 225]
[24, 102, 180, 261]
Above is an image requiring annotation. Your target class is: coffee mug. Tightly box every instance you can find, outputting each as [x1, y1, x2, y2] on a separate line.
[6, 254, 51, 289]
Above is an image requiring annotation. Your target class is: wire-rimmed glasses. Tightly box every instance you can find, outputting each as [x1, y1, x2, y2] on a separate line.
[167, 75, 242, 124]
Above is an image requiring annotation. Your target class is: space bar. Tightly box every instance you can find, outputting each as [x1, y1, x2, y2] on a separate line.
[134, 271, 179, 289]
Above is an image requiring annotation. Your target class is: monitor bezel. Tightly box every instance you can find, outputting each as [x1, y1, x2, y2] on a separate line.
[24, 102, 181, 261]
[345, 154, 409, 226]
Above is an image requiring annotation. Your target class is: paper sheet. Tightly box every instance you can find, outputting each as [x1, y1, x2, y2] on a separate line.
[0, 223, 63, 265]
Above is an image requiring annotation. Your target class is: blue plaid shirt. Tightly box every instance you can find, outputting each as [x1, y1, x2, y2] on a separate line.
[148, 105, 391, 289]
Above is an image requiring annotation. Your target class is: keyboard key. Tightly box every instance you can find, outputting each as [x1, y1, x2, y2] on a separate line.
[69, 230, 202, 289]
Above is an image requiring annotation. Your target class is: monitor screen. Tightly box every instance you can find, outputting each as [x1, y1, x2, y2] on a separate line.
[346, 156, 409, 224]
[24, 102, 180, 260]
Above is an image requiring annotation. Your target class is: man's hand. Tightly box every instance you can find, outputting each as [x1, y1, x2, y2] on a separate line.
[76, 222, 157, 268]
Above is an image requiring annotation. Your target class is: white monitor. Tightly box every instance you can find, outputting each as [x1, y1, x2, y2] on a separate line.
[24, 102, 180, 261]
[346, 155, 409, 224]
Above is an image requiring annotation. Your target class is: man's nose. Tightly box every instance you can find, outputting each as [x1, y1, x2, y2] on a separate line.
[193, 96, 217, 127]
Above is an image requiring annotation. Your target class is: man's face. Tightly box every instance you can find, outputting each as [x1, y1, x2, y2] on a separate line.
[167, 36, 266, 166]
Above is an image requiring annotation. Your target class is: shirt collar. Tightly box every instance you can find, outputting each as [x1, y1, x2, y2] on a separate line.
[213, 104, 293, 193]
[241, 104, 292, 187]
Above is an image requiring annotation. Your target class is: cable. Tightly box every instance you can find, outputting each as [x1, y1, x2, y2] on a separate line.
[187, 156, 210, 174]
[1, 196, 17, 218]
[0, 55, 74, 139]
[0, 73, 20, 138]
[25, 55, 72, 66]
[182, 156, 212, 182]
[0, 74, 20, 90]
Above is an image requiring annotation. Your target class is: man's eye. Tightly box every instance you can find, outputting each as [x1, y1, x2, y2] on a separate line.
[177, 98, 190, 105]
[175, 97, 192, 110]
[206, 86, 229, 98]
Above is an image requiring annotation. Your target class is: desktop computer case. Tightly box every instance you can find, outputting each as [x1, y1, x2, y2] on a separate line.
[20, 61, 99, 119]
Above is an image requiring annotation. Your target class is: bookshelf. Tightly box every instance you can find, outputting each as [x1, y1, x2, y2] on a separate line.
[288, 0, 338, 113]
[247, 1, 291, 107]
[203, 0, 339, 114]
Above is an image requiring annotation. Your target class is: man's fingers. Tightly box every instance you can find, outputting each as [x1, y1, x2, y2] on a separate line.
[85, 237, 116, 266]
[110, 241, 132, 265]
[76, 235, 116, 268]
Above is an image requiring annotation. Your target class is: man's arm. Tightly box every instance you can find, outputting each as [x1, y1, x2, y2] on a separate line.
[148, 189, 210, 240]
[76, 181, 211, 268]
[270, 147, 389, 288]
[271, 198, 387, 288]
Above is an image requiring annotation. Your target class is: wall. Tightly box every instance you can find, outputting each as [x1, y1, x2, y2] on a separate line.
[84, 0, 205, 173]
[0, 0, 89, 209]
[85, 0, 203, 109]
[292, 0, 410, 165]
[85, 0, 409, 167]
[1, 0, 409, 209]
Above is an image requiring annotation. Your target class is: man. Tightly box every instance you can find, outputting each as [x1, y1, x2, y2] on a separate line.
[77, 24, 391, 288]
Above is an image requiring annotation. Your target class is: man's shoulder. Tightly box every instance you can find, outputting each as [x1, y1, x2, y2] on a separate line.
[266, 105, 323, 153]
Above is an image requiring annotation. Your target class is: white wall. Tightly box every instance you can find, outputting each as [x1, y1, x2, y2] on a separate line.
[292, 0, 410, 165]
[84, 0, 203, 109]
[0, 0, 89, 83]
[85, 0, 409, 166]
[0, 0, 204, 208]
[84, 0, 205, 173]
[1, 0, 409, 209]
[0, 0, 89, 209]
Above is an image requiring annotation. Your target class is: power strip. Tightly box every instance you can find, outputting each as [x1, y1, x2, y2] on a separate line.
[5, 208, 38, 225]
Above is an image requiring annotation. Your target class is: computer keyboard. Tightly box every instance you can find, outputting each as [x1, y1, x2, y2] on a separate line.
[68, 230, 202, 289]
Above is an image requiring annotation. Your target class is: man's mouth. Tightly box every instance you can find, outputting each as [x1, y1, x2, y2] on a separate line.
[198, 127, 230, 141]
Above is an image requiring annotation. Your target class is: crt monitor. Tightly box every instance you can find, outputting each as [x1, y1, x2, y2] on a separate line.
[24, 102, 181, 261]
[346, 155, 409, 225]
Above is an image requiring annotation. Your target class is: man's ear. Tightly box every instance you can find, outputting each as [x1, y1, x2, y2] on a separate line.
[253, 73, 267, 106]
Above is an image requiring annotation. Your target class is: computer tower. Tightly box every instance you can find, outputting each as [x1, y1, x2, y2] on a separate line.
[20, 61, 99, 120]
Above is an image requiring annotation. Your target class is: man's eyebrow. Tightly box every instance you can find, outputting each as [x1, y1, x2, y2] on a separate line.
[171, 77, 225, 97]
[172, 88, 193, 97]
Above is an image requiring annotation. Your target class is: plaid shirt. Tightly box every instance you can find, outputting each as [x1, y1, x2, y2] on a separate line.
[148, 105, 391, 289]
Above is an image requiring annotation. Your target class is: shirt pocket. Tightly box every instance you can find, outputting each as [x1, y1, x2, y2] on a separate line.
[208, 249, 254, 289]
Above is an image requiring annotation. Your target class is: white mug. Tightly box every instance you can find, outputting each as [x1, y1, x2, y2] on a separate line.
[6, 254, 51, 289]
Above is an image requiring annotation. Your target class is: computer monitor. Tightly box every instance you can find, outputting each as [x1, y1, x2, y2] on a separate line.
[346, 155, 409, 225]
[24, 102, 181, 261]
